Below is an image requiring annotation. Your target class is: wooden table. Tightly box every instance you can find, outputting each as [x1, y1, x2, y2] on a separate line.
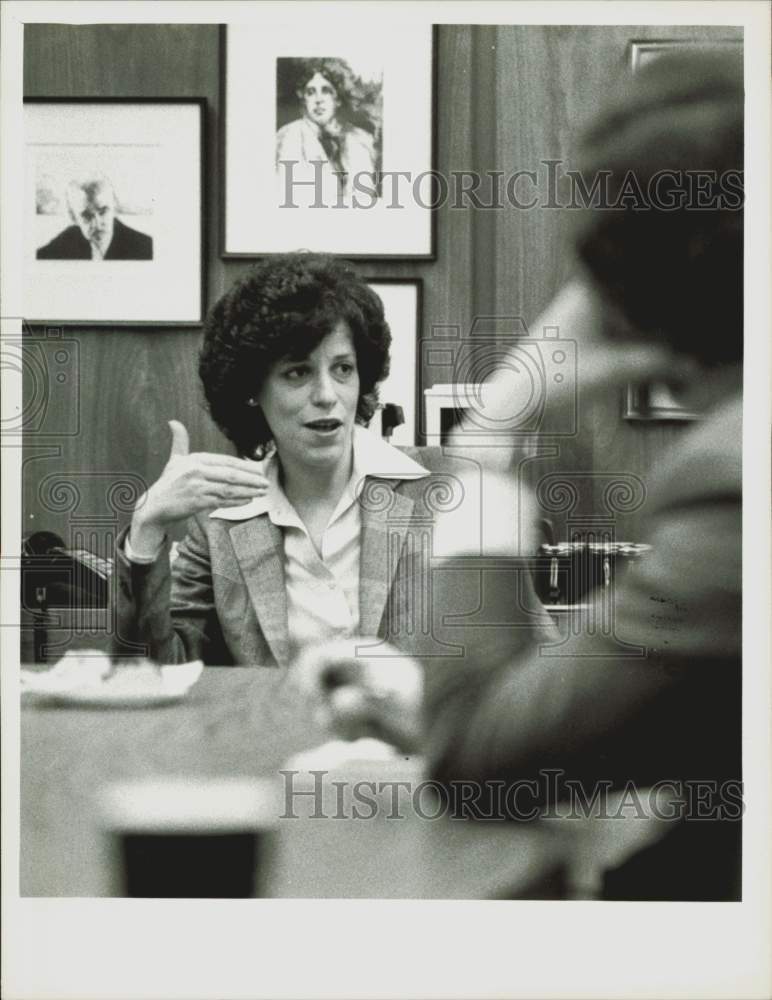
[21, 668, 669, 898]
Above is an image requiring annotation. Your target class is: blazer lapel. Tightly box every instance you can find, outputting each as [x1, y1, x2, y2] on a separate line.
[359, 479, 416, 637]
[228, 516, 291, 666]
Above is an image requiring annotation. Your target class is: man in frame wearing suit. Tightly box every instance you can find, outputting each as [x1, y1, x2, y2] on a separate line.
[36, 175, 153, 261]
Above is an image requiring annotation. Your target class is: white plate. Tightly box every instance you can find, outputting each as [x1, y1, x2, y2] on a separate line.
[45, 688, 191, 709]
[21, 658, 204, 708]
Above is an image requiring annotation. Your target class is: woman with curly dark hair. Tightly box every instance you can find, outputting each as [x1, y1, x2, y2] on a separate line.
[276, 57, 379, 205]
[116, 253, 431, 666]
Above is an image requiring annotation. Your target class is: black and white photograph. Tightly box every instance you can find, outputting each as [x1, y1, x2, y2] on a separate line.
[24, 99, 204, 323]
[223, 22, 434, 256]
[275, 56, 383, 207]
[35, 170, 154, 261]
[1, 4, 770, 1000]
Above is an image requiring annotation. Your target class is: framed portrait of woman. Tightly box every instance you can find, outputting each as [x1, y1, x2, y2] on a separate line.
[221, 23, 436, 258]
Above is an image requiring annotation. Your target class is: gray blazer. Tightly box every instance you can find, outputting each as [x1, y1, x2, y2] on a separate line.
[115, 449, 485, 667]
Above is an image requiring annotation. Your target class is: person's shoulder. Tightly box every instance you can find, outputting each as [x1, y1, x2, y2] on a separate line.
[114, 217, 149, 239]
[36, 225, 84, 258]
[276, 119, 305, 144]
[112, 218, 153, 257]
[277, 119, 302, 137]
[345, 125, 375, 148]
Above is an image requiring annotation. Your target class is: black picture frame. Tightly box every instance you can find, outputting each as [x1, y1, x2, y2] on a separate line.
[23, 97, 206, 328]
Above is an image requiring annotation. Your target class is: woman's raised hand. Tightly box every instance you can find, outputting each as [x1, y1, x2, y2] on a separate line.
[129, 420, 269, 555]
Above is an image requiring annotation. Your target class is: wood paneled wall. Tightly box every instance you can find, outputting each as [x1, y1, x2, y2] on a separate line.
[22, 23, 741, 554]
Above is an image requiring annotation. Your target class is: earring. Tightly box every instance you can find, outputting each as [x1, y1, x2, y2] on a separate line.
[246, 398, 259, 407]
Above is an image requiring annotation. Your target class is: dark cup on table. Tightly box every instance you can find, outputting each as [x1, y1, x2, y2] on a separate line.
[100, 777, 280, 898]
[535, 542, 587, 606]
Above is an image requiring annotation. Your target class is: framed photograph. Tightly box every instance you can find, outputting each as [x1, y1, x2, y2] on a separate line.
[630, 37, 743, 72]
[222, 24, 436, 258]
[625, 37, 742, 420]
[366, 279, 421, 445]
[23, 98, 204, 325]
[623, 383, 698, 422]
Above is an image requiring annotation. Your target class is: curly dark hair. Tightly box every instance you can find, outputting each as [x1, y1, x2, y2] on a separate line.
[572, 50, 743, 365]
[199, 254, 391, 457]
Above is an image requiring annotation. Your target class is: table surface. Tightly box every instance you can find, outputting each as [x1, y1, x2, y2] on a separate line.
[21, 667, 669, 899]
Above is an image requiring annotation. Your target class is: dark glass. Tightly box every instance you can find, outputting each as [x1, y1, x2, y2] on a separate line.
[120, 830, 271, 898]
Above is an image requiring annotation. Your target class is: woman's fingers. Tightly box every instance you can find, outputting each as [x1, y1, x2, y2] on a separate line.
[199, 466, 269, 490]
[197, 452, 266, 471]
[198, 486, 262, 506]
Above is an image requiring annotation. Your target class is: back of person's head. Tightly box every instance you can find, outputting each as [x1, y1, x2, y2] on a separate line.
[573, 49, 743, 364]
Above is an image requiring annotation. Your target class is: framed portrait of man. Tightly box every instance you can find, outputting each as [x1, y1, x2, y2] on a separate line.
[222, 22, 436, 258]
[23, 99, 204, 325]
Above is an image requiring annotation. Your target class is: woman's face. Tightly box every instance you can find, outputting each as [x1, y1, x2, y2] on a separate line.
[301, 72, 340, 128]
[257, 321, 360, 474]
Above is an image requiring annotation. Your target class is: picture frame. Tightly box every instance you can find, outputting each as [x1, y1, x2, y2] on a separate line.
[221, 24, 436, 259]
[23, 98, 205, 326]
[625, 37, 742, 421]
[629, 38, 743, 72]
[366, 279, 421, 446]
[623, 383, 698, 422]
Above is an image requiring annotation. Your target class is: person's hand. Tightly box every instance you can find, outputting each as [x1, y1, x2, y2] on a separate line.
[129, 420, 269, 555]
[292, 639, 424, 752]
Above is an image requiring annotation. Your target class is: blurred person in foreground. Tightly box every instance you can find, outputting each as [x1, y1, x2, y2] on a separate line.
[295, 51, 744, 900]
